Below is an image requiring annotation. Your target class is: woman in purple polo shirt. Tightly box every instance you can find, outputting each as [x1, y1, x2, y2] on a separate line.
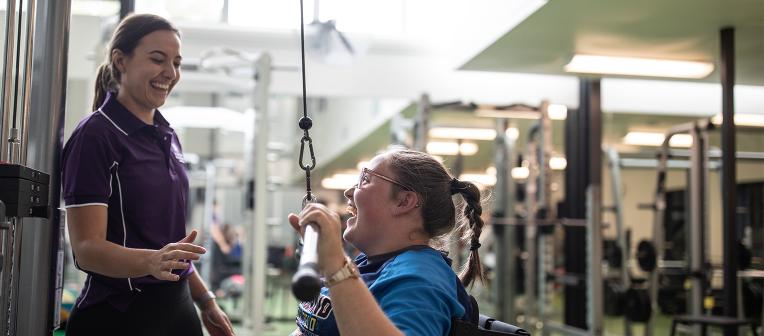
[62, 14, 234, 336]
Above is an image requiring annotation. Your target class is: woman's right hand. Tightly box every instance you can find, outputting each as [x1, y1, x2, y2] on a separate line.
[288, 203, 347, 276]
[147, 230, 206, 281]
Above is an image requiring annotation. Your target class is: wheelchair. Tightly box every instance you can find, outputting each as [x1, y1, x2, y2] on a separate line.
[450, 296, 530, 336]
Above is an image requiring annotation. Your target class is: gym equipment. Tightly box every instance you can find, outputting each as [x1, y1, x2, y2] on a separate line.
[669, 315, 759, 336]
[291, 0, 322, 303]
[0, 1, 68, 334]
[636, 240, 657, 272]
[624, 288, 652, 323]
[603, 239, 623, 269]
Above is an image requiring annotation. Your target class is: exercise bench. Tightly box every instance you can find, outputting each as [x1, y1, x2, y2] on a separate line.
[670, 315, 759, 336]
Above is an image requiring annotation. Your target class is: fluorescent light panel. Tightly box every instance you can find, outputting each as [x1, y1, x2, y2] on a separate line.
[547, 104, 568, 120]
[459, 174, 497, 187]
[711, 113, 764, 127]
[565, 55, 714, 79]
[476, 105, 567, 120]
[475, 108, 540, 119]
[623, 131, 693, 148]
[505, 127, 520, 141]
[549, 156, 567, 170]
[426, 141, 478, 156]
[511, 167, 529, 179]
[321, 173, 357, 190]
[428, 127, 496, 140]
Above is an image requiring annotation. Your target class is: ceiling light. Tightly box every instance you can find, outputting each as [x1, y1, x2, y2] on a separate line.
[623, 131, 693, 147]
[161, 106, 252, 132]
[321, 173, 357, 190]
[564, 55, 714, 79]
[459, 173, 497, 187]
[505, 127, 520, 141]
[475, 108, 540, 119]
[549, 156, 567, 170]
[429, 127, 497, 140]
[668, 134, 694, 147]
[426, 141, 479, 156]
[548, 104, 568, 120]
[511, 167, 529, 179]
[711, 113, 764, 127]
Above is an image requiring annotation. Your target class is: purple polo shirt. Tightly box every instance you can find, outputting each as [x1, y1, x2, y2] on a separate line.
[62, 92, 192, 311]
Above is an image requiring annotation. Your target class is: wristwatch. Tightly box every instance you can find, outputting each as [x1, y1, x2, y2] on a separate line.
[194, 290, 216, 309]
[324, 256, 360, 287]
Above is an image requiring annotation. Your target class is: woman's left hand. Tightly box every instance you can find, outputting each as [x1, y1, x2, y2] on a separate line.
[201, 301, 235, 336]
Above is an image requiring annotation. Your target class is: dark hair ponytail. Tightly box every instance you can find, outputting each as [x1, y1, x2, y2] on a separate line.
[385, 149, 486, 288]
[92, 13, 179, 111]
[93, 63, 118, 111]
[452, 180, 486, 288]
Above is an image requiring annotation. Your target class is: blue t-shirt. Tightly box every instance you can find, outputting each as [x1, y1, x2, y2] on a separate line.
[295, 246, 470, 336]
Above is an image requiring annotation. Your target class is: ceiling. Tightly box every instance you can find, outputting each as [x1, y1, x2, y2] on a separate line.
[312, 105, 764, 193]
[461, 0, 764, 85]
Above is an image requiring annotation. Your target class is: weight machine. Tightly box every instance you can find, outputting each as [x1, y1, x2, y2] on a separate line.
[0, 0, 70, 335]
[628, 119, 764, 335]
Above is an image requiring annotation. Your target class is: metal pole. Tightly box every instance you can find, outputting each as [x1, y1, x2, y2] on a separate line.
[689, 124, 705, 335]
[649, 142, 669, 336]
[16, 0, 70, 334]
[689, 127, 707, 295]
[537, 100, 552, 330]
[249, 53, 271, 336]
[1, 0, 19, 161]
[18, 0, 37, 165]
[720, 26, 738, 336]
[563, 80, 589, 330]
[585, 80, 603, 336]
[450, 140, 464, 271]
[493, 118, 517, 323]
[201, 162, 217, 285]
[119, 0, 135, 19]
[0, 218, 20, 336]
[413, 94, 429, 152]
[606, 147, 632, 336]
[538, 101, 552, 219]
[524, 124, 539, 331]
[646, 123, 696, 336]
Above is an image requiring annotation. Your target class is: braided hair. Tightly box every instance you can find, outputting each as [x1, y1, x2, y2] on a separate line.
[385, 149, 486, 287]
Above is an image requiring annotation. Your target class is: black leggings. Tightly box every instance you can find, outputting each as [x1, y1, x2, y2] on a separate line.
[66, 280, 202, 336]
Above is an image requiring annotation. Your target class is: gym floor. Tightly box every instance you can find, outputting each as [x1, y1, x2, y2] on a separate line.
[54, 278, 754, 336]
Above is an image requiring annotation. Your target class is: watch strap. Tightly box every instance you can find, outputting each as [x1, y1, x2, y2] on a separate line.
[324, 256, 359, 287]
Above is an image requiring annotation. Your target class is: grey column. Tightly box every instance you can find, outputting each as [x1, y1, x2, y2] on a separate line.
[16, 0, 70, 335]
[120, 0, 135, 19]
[492, 118, 517, 323]
[413, 94, 429, 152]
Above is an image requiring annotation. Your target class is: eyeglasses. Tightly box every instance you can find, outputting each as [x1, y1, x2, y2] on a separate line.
[356, 167, 413, 191]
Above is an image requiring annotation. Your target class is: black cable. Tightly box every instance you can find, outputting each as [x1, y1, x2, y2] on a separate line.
[299, 0, 308, 121]
[298, 0, 317, 202]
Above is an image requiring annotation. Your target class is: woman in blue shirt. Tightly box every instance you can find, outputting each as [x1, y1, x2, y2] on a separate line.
[289, 149, 485, 336]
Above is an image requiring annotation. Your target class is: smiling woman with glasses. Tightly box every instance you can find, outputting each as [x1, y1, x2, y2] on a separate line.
[288, 148, 486, 336]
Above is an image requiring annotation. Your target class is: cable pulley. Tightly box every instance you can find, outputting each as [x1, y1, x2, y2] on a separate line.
[291, 0, 322, 302]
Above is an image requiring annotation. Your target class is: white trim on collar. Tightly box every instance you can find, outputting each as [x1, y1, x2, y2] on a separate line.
[95, 108, 128, 136]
